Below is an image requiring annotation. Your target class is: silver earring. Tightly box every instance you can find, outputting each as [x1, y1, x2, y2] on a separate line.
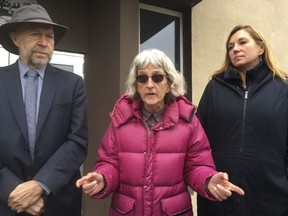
[259, 55, 263, 61]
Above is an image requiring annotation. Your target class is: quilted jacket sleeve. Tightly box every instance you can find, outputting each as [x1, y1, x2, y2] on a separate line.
[184, 114, 218, 200]
[92, 123, 120, 199]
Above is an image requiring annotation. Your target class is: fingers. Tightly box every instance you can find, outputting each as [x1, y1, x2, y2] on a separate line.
[230, 184, 245, 196]
[11, 197, 44, 215]
[208, 172, 245, 201]
[8, 180, 43, 210]
[76, 172, 97, 187]
[10, 204, 25, 213]
[221, 172, 229, 181]
[76, 172, 105, 196]
[25, 198, 44, 215]
[210, 184, 232, 201]
[222, 176, 245, 196]
[82, 180, 99, 196]
[82, 180, 104, 196]
[76, 178, 85, 188]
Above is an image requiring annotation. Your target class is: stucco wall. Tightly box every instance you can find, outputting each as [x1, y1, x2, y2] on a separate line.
[192, 0, 288, 105]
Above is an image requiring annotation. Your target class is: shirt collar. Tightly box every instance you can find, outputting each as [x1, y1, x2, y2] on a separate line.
[142, 106, 165, 123]
[18, 59, 46, 79]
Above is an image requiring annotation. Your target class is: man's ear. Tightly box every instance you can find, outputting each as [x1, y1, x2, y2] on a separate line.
[9, 32, 19, 46]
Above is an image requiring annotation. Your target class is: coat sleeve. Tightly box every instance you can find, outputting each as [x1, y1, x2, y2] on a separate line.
[286, 125, 288, 178]
[0, 68, 24, 203]
[196, 80, 212, 129]
[184, 114, 218, 200]
[92, 123, 120, 199]
[0, 167, 23, 204]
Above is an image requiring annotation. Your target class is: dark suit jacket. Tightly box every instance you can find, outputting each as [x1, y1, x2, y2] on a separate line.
[0, 61, 88, 216]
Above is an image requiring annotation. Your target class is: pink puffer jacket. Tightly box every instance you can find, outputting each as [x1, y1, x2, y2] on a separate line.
[93, 94, 217, 216]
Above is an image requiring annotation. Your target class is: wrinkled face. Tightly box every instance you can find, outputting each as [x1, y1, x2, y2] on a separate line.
[10, 23, 55, 68]
[136, 64, 170, 113]
[227, 29, 264, 72]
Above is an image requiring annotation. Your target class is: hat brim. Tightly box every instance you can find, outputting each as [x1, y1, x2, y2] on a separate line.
[0, 21, 68, 55]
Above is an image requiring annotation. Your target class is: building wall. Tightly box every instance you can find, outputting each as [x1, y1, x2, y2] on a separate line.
[192, 0, 288, 105]
[38, 0, 89, 54]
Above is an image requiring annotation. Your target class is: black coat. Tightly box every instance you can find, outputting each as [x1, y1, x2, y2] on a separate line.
[196, 62, 288, 216]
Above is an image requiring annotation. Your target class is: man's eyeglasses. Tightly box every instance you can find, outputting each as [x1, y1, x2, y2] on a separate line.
[136, 74, 167, 84]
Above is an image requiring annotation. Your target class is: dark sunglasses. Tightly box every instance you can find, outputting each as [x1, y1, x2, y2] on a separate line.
[136, 74, 167, 84]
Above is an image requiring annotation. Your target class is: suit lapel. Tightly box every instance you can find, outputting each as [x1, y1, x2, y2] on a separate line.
[3, 62, 29, 144]
[36, 65, 57, 140]
[2, 63, 59, 146]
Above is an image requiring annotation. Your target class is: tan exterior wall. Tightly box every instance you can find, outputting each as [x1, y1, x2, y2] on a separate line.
[192, 0, 288, 105]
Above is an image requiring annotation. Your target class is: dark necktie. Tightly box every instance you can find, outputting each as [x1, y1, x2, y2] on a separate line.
[25, 69, 38, 160]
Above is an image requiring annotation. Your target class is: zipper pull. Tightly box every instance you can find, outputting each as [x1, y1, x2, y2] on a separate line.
[245, 91, 248, 99]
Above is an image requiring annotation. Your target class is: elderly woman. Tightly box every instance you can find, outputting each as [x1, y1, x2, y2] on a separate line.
[76, 49, 244, 215]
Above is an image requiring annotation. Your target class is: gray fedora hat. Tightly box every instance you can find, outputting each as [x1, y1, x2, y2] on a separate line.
[0, 4, 68, 55]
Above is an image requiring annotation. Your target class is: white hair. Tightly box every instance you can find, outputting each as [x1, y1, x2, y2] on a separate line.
[126, 49, 187, 99]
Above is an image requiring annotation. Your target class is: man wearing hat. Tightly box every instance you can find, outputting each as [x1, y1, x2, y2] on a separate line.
[0, 4, 88, 216]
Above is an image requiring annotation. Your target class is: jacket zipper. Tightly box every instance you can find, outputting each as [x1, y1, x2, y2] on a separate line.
[240, 90, 248, 152]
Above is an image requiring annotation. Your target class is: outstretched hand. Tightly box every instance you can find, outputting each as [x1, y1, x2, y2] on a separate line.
[76, 172, 105, 196]
[207, 172, 245, 201]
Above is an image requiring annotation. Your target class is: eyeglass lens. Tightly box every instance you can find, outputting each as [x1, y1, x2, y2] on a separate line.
[136, 74, 166, 83]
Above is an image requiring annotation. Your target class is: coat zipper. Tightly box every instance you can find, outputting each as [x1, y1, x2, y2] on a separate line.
[240, 90, 248, 152]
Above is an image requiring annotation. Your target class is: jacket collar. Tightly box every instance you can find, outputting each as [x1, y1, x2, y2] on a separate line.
[216, 61, 271, 88]
[110, 94, 195, 128]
